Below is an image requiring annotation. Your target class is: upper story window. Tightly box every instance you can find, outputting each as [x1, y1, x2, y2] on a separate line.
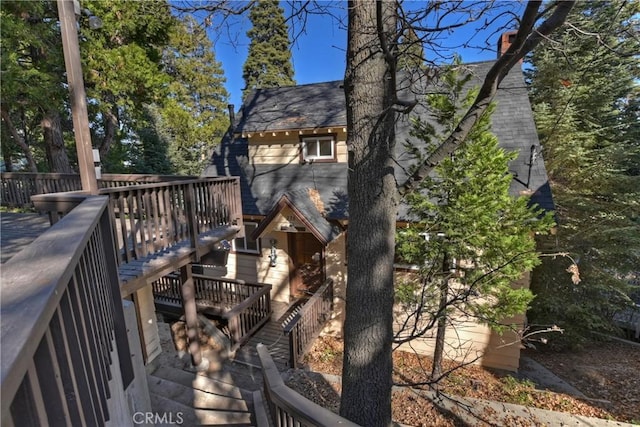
[301, 135, 336, 162]
[234, 222, 261, 254]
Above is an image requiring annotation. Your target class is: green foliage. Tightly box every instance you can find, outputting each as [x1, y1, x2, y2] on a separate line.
[1, 0, 180, 173]
[242, 0, 295, 98]
[397, 63, 554, 336]
[79, 0, 174, 162]
[501, 376, 536, 406]
[526, 0, 639, 348]
[0, 0, 67, 170]
[156, 16, 230, 175]
[129, 106, 173, 174]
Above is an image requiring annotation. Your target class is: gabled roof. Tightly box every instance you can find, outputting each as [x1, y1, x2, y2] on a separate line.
[252, 189, 343, 245]
[236, 80, 346, 133]
[205, 60, 554, 220]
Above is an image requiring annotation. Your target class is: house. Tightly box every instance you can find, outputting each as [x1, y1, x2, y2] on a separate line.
[203, 43, 553, 372]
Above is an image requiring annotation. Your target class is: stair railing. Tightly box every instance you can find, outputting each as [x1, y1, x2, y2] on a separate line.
[256, 343, 359, 427]
[283, 278, 334, 368]
[1, 196, 133, 426]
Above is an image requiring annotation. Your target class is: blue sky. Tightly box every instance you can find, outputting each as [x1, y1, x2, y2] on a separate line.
[208, 2, 526, 108]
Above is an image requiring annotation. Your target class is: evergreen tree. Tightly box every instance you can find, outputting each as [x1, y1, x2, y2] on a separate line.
[0, 0, 73, 172]
[526, 0, 640, 348]
[242, 0, 295, 98]
[397, 64, 554, 376]
[157, 16, 230, 175]
[79, 0, 174, 167]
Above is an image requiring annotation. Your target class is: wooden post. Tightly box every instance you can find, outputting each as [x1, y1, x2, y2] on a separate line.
[180, 265, 202, 368]
[184, 183, 200, 258]
[57, 0, 98, 195]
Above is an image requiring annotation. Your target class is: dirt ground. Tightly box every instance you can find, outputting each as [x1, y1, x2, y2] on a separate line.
[285, 336, 640, 426]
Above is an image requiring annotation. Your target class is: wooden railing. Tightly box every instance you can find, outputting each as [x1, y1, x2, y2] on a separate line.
[1, 196, 133, 426]
[225, 283, 272, 351]
[31, 177, 242, 263]
[101, 177, 242, 264]
[257, 343, 359, 427]
[0, 172, 195, 209]
[152, 275, 272, 351]
[283, 279, 334, 368]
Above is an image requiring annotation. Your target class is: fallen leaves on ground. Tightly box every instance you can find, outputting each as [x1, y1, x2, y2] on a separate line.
[288, 336, 639, 426]
[524, 339, 640, 423]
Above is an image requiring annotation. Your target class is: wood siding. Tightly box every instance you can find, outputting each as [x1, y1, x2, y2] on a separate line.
[394, 272, 531, 372]
[247, 130, 348, 164]
[324, 232, 347, 336]
[224, 230, 292, 303]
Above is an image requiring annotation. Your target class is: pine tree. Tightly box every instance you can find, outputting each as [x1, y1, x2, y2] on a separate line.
[1, 0, 73, 172]
[156, 16, 230, 175]
[526, 0, 640, 348]
[80, 0, 174, 167]
[242, 0, 295, 98]
[397, 28, 425, 71]
[396, 64, 554, 376]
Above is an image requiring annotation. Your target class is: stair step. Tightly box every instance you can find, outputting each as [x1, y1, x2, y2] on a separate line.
[147, 374, 251, 414]
[149, 390, 253, 426]
[151, 365, 247, 400]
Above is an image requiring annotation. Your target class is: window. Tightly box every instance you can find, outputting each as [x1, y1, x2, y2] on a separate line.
[302, 135, 336, 162]
[234, 222, 261, 254]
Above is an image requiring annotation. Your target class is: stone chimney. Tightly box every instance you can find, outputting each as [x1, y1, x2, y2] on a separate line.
[497, 30, 518, 59]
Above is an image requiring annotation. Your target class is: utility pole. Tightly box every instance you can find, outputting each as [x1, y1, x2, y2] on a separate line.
[57, 0, 98, 194]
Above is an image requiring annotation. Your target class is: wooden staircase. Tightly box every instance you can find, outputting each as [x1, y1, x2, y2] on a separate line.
[145, 296, 324, 425]
[147, 364, 261, 426]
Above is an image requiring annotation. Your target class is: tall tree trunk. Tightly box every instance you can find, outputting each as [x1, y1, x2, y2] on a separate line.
[100, 105, 119, 160]
[431, 253, 451, 381]
[2, 144, 14, 172]
[1, 108, 38, 172]
[42, 112, 74, 173]
[340, 1, 397, 425]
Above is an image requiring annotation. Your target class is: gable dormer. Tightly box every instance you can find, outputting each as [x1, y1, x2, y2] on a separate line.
[234, 81, 348, 165]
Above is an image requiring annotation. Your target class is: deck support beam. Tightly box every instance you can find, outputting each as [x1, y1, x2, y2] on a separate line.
[180, 265, 202, 368]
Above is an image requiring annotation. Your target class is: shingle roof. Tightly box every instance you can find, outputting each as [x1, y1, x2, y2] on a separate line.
[204, 60, 554, 220]
[252, 189, 342, 244]
[237, 80, 346, 133]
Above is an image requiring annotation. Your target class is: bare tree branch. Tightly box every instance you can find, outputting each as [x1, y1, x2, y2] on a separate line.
[398, 0, 576, 196]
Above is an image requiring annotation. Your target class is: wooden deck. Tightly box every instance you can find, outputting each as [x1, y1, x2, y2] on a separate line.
[232, 301, 291, 370]
[0, 213, 51, 263]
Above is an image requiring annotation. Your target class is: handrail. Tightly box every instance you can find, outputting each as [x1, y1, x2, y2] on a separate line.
[224, 284, 272, 351]
[152, 274, 272, 350]
[1, 196, 133, 425]
[284, 279, 334, 368]
[30, 177, 243, 267]
[0, 172, 197, 208]
[257, 343, 359, 427]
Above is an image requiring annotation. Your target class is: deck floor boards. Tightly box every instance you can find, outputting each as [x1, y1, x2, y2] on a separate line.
[231, 301, 290, 369]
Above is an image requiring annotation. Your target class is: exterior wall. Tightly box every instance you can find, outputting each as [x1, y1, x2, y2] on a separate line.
[324, 231, 347, 336]
[246, 129, 348, 164]
[393, 271, 531, 372]
[224, 230, 292, 303]
[269, 207, 309, 231]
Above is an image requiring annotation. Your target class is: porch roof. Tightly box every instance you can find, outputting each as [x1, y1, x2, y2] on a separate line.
[252, 189, 343, 245]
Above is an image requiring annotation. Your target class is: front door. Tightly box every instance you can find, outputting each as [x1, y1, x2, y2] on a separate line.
[288, 233, 324, 298]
